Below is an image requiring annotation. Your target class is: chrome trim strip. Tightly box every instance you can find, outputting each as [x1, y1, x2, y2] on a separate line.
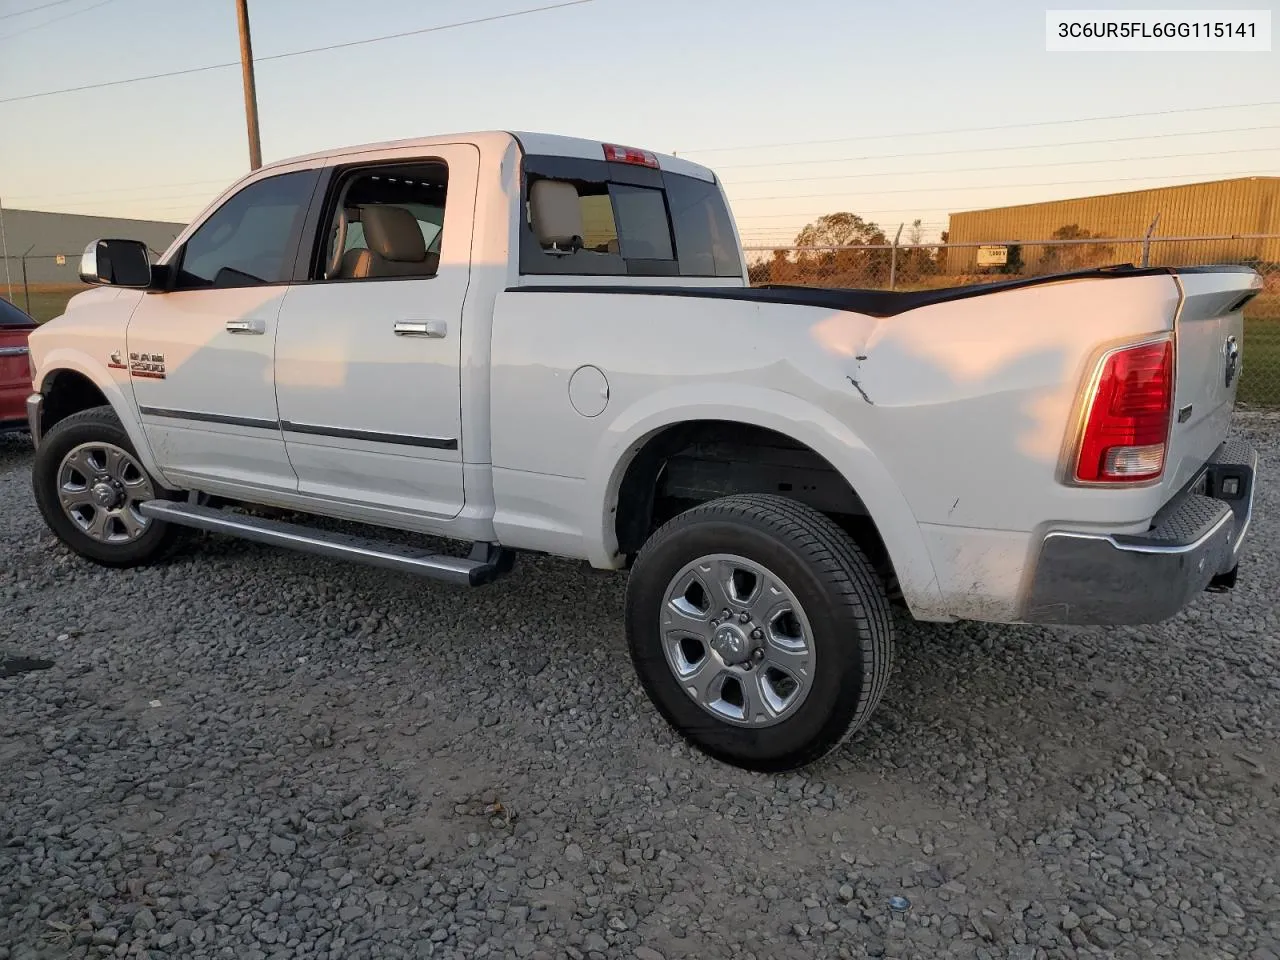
[136, 407, 458, 450]
[0, 345, 30, 357]
[1043, 508, 1232, 556]
[139, 406, 278, 430]
[138, 500, 482, 585]
[280, 421, 458, 450]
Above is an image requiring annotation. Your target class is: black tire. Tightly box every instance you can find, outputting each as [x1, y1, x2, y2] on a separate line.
[32, 405, 182, 567]
[625, 494, 895, 772]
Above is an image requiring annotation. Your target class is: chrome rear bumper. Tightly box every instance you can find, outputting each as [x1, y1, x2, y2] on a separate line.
[1022, 439, 1256, 625]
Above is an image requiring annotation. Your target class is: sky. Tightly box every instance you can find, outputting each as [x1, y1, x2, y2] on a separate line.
[0, 0, 1276, 246]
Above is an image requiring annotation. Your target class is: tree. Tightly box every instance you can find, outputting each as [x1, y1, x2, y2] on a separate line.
[791, 212, 890, 287]
[794, 212, 888, 249]
[896, 218, 937, 283]
[1039, 224, 1115, 272]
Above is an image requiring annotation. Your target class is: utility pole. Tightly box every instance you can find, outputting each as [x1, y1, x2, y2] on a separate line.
[235, 0, 262, 170]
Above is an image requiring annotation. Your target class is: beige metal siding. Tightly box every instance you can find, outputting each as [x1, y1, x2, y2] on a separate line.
[945, 177, 1280, 273]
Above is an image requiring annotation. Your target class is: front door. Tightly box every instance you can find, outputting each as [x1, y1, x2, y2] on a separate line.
[272, 144, 478, 520]
[128, 167, 321, 493]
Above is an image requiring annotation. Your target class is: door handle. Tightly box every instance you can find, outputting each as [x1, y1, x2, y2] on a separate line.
[225, 318, 266, 335]
[394, 320, 447, 338]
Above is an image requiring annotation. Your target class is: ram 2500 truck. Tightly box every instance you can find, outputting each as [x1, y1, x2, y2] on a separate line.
[25, 131, 1260, 771]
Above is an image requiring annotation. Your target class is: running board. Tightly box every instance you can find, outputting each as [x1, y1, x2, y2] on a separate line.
[138, 500, 513, 586]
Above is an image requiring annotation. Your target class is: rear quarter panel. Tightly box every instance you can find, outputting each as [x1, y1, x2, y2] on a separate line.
[488, 274, 1186, 621]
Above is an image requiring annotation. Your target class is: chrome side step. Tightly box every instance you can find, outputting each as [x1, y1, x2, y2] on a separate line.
[138, 500, 513, 586]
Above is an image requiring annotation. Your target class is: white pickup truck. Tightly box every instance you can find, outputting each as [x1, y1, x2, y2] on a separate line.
[26, 131, 1260, 771]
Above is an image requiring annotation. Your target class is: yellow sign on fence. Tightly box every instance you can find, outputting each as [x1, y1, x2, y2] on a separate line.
[976, 245, 1008, 267]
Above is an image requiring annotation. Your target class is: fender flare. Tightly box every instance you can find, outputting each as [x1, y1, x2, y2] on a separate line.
[582, 383, 945, 617]
[36, 348, 174, 488]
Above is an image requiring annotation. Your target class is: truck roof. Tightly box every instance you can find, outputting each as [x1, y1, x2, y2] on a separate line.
[257, 131, 718, 184]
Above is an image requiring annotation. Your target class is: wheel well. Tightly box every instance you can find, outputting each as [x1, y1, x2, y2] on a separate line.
[40, 370, 109, 433]
[614, 421, 900, 599]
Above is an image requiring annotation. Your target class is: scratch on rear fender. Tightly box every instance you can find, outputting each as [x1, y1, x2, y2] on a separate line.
[846, 376, 873, 405]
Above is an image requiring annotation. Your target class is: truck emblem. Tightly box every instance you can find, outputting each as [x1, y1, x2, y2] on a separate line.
[1223, 335, 1239, 388]
[108, 350, 126, 370]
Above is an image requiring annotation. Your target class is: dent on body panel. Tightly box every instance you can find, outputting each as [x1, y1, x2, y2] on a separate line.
[810, 278, 1178, 529]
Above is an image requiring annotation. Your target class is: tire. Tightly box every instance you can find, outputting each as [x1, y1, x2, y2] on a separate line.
[625, 494, 895, 772]
[32, 405, 182, 568]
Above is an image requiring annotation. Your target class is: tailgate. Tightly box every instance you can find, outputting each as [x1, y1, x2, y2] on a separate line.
[1163, 266, 1262, 496]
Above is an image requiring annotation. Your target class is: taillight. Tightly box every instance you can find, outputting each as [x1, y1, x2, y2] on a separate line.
[1074, 338, 1174, 484]
[602, 143, 659, 168]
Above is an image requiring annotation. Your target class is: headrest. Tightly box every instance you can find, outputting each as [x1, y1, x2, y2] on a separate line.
[529, 180, 583, 248]
[361, 205, 427, 263]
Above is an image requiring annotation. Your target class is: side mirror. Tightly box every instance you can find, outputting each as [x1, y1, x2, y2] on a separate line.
[79, 239, 152, 288]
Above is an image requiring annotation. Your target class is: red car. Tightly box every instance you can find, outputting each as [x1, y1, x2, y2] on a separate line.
[0, 298, 36, 433]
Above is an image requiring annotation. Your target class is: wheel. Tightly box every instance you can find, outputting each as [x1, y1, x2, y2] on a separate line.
[625, 494, 895, 772]
[32, 405, 182, 567]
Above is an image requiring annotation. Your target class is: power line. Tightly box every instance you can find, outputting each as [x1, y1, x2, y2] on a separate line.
[678, 101, 1280, 155]
[2, 177, 234, 203]
[722, 145, 1280, 190]
[0, 0, 114, 41]
[0, 0, 82, 19]
[712, 124, 1280, 172]
[729, 167, 1280, 205]
[25, 129, 1267, 205]
[0, 0, 595, 104]
[728, 168, 1280, 220]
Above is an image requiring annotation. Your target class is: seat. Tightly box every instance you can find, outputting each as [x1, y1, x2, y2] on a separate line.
[339, 205, 439, 279]
[529, 180, 583, 251]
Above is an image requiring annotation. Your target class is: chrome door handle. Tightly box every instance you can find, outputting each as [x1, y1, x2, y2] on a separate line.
[225, 319, 266, 335]
[394, 320, 446, 338]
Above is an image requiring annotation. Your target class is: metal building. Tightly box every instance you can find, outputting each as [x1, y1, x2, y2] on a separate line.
[0, 208, 185, 286]
[944, 176, 1280, 274]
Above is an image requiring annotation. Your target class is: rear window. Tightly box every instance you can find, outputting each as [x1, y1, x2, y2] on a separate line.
[519, 154, 740, 278]
[0, 298, 35, 327]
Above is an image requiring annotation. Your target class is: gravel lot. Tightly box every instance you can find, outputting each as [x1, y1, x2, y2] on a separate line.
[2, 418, 1278, 960]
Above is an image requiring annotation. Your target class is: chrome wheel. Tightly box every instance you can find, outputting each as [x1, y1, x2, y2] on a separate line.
[660, 553, 815, 727]
[56, 442, 154, 544]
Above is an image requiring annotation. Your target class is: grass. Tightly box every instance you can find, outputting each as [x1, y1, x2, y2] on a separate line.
[5, 282, 1278, 408]
[1, 284, 86, 324]
[1241, 312, 1279, 408]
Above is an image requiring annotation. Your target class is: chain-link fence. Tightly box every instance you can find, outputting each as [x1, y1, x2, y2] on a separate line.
[746, 234, 1280, 409]
[1, 252, 90, 324]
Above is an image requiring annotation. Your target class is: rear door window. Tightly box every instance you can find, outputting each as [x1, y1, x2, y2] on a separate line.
[520, 154, 740, 279]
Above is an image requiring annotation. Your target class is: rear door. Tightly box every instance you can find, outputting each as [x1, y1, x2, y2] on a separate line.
[272, 143, 478, 521]
[1163, 265, 1262, 492]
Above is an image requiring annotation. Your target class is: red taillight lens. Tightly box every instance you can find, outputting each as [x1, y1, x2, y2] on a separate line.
[602, 143, 659, 168]
[1075, 339, 1174, 483]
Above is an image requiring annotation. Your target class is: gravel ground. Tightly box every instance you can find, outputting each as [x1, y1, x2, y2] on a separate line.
[2, 418, 1278, 960]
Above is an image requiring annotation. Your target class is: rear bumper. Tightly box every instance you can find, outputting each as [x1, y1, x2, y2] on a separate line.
[1022, 439, 1256, 625]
